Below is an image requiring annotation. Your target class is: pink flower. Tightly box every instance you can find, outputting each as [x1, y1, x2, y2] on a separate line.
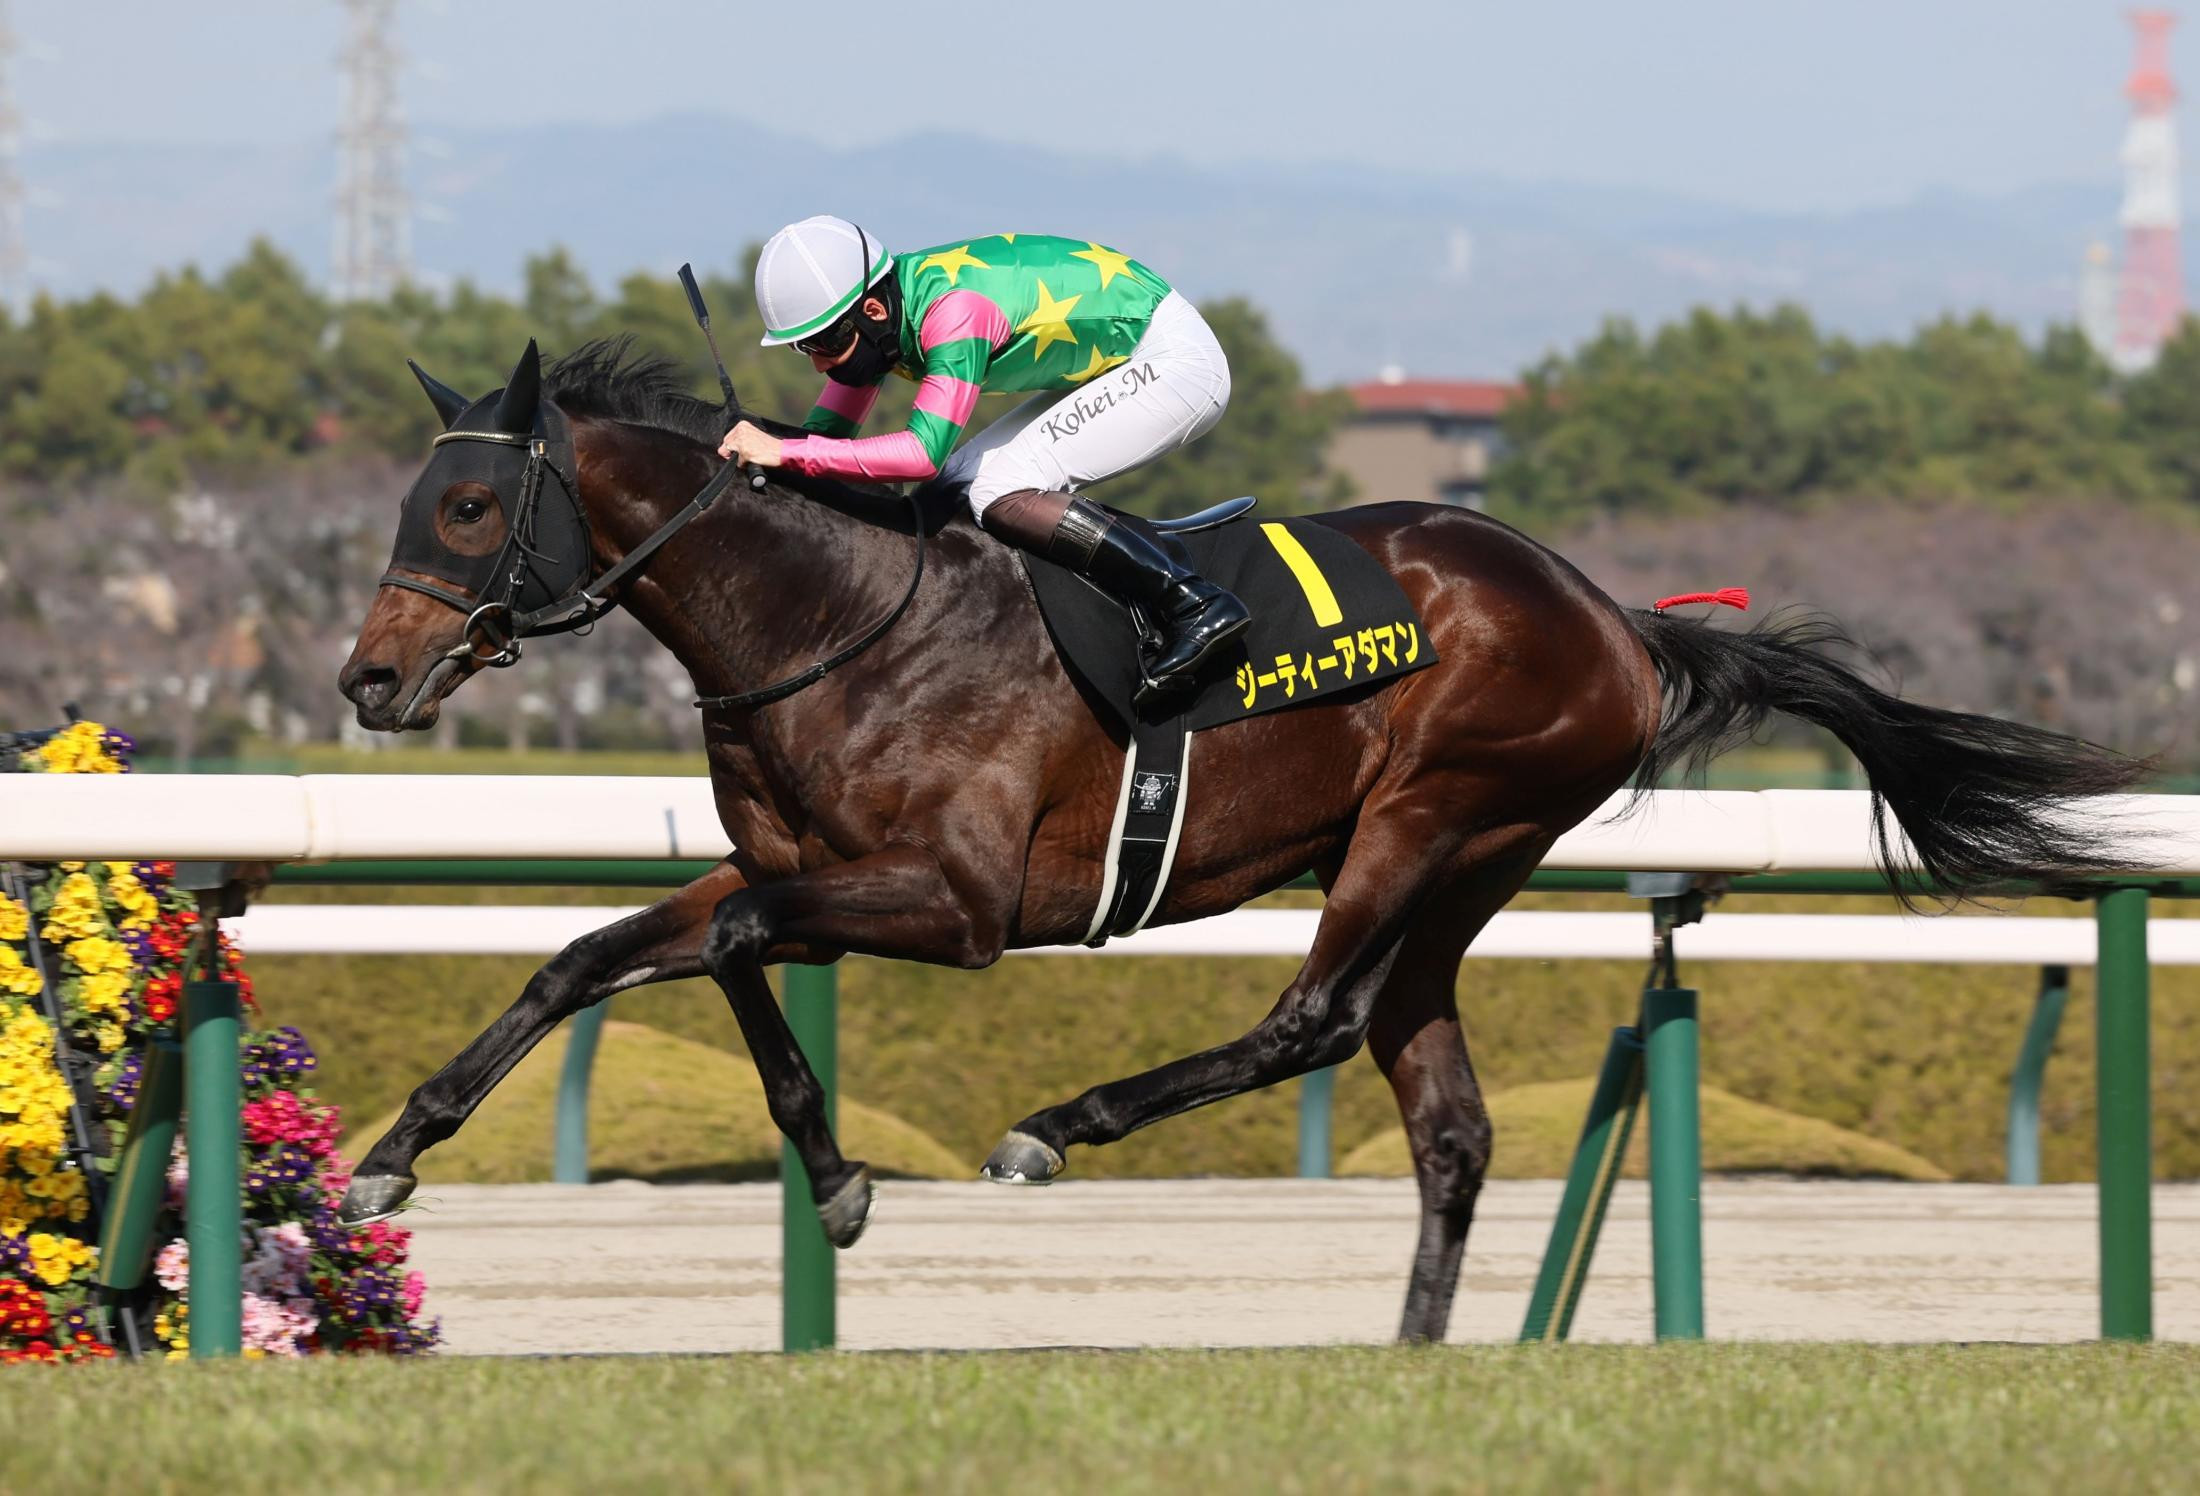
[240, 1291, 317, 1356]
[241, 1090, 341, 1156]
[365, 1220, 411, 1265]
[401, 1272, 426, 1318]
[153, 1238, 188, 1293]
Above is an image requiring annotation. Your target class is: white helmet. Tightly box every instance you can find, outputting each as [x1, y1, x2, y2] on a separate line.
[754, 215, 894, 347]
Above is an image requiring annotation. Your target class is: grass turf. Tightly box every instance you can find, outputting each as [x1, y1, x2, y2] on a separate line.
[3, 1344, 2194, 1494]
[1340, 1077, 1949, 1181]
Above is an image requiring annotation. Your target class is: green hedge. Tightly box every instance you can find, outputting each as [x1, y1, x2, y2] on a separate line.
[249, 886, 2200, 1183]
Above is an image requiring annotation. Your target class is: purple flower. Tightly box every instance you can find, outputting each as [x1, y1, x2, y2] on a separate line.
[103, 1051, 145, 1113]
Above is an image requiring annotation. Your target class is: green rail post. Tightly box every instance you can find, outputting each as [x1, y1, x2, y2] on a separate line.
[182, 977, 242, 1358]
[1297, 1065, 1337, 1178]
[1642, 987, 1704, 1341]
[95, 1038, 182, 1298]
[553, 1002, 610, 1185]
[2096, 889, 2153, 1341]
[782, 964, 838, 1352]
[2005, 965, 2070, 1187]
[1520, 1024, 1646, 1342]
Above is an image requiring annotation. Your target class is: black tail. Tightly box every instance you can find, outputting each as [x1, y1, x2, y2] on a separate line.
[1631, 609, 2149, 898]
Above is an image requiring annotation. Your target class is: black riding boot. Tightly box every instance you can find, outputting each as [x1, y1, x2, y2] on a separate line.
[983, 489, 1252, 701]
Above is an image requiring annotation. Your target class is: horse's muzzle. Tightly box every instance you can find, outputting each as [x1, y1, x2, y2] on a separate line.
[339, 654, 464, 732]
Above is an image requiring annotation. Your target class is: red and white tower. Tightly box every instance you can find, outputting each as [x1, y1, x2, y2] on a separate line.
[2114, 9, 2185, 373]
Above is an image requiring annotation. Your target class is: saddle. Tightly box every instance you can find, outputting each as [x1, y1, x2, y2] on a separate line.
[1146, 495, 1259, 537]
[1019, 496, 1438, 944]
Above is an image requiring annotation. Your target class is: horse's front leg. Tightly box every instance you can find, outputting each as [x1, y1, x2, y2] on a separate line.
[699, 842, 1011, 1249]
[337, 862, 747, 1225]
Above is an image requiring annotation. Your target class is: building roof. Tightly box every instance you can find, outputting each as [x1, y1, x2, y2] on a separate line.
[1346, 378, 1517, 420]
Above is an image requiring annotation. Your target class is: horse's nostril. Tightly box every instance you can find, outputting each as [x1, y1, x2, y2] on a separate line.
[349, 666, 400, 712]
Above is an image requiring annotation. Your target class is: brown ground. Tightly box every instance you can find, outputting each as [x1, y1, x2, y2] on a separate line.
[399, 1178, 2200, 1355]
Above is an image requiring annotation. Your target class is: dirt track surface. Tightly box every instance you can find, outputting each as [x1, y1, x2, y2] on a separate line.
[401, 1178, 2200, 1354]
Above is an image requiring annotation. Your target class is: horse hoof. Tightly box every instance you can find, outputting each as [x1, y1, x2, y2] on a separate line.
[337, 1173, 417, 1227]
[980, 1130, 1064, 1185]
[818, 1166, 874, 1249]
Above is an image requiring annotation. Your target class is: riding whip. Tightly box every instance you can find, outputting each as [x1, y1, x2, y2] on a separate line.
[679, 262, 767, 492]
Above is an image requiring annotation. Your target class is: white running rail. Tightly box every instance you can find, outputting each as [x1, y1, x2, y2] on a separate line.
[227, 904, 2200, 966]
[5, 776, 2200, 873]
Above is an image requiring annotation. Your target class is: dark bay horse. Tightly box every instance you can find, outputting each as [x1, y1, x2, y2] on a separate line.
[335, 340, 2139, 1343]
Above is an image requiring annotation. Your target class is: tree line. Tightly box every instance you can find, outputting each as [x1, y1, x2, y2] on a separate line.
[1491, 304, 2200, 523]
[0, 239, 1344, 518]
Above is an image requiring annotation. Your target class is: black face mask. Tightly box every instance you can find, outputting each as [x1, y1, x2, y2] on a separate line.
[826, 274, 904, 388]
[381, 343, 589, 624]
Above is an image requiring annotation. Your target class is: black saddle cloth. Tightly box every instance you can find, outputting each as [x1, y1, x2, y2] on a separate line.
[1023, 505, 1438, 731]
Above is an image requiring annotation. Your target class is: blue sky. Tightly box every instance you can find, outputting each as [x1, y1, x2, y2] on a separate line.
[13, 0, 2171, 214]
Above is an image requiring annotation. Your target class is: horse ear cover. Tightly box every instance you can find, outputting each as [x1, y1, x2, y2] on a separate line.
[407, 360, 472, 430]
[493, 340, 542, 435]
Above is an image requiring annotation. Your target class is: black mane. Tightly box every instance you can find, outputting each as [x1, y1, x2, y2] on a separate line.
[544, 337, 738, 448]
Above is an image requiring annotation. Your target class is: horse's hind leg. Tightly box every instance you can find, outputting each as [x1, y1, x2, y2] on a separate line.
[983, 780, 1536, 1183]
[1367, 875, 1513, 1343]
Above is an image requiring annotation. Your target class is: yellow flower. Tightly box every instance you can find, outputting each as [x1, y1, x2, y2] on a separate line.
[40, 875, 108, 944]
[0, 948, 41, 998]
[27, 1230, 90, 1286]
[63, 936, 131, 976]
[34, 723, 121, 775]
[94, 1022, 123, 1054]
[0, 895, 26, 943]
[98, 868, 162, 932]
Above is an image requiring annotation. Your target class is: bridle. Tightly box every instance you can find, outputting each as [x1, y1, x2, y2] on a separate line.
[378, 426, 585, 669]
[381, 405, 925, 711]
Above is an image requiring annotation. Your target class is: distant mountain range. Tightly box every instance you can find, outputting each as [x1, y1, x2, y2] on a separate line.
[27, 112, 2147, 382]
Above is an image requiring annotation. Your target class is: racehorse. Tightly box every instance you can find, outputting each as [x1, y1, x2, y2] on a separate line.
[335, 339, 2140, 1343]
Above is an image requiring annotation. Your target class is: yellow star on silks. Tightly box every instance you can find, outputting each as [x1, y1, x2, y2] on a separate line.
[1065, 344, 1127, 384]
[1017, 278, 1081, 360]
[1070, 242, 1135, 290]
[916, 244, 989, 285]
[994, 232, 1018, 243]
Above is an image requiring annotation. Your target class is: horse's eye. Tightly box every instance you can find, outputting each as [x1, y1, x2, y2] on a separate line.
[453, 498, 487, 524]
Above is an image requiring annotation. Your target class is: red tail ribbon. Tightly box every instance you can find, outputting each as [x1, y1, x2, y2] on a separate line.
[1651, 586, 1751, 614]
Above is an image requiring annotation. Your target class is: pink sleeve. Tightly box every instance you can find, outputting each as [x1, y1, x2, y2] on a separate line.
[778, 291, 1011, 482]
[809, 378, 880, 429]
[918, 289, 1014, 354]
[780, 429, 941, 482]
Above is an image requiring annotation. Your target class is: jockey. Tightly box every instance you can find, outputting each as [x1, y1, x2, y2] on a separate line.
[719, 215, 1251, 700]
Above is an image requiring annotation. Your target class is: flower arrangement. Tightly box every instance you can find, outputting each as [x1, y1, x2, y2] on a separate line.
[0, 721, 438, 1361]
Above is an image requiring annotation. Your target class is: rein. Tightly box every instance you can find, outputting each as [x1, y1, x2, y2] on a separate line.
[386, 417, 927, 712]
[692, 484, 926, 712]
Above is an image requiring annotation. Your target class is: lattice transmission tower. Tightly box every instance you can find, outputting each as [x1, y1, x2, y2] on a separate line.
[0, 0, 29, 320]
[333, 0, 410, 300]
[2114, 9, 2185, 373]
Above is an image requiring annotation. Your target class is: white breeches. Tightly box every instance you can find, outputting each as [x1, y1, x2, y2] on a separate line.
[943, 291, 1233, 517]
